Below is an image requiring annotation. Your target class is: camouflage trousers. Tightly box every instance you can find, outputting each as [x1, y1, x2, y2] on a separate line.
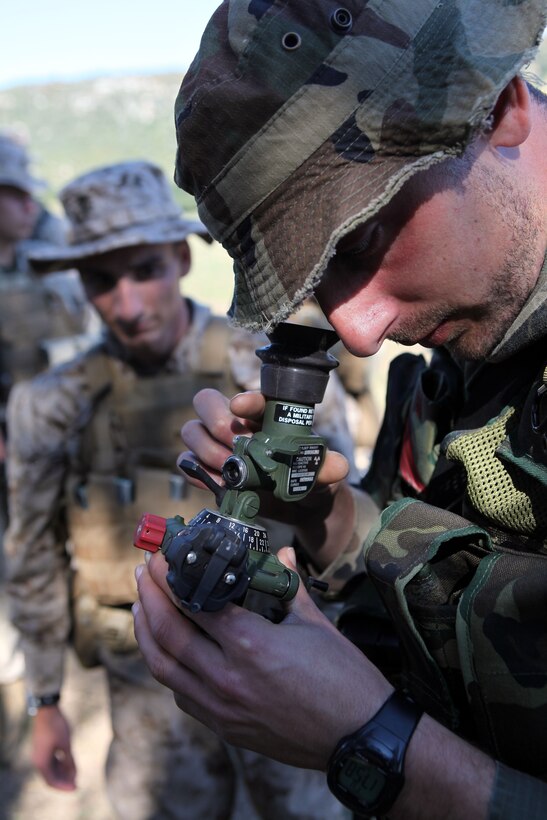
[99, 645, 348, 820]
[0, 463, 27, 767]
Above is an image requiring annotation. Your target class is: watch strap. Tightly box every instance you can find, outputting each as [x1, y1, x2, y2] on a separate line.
[27, 692, 60, 716]
[360, 689, 423, 771]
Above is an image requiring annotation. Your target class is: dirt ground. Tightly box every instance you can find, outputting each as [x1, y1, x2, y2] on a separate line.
[0, 647, 264, 820]
[0, 649, 114, 820]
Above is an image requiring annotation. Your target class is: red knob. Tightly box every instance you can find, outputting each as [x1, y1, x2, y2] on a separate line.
[134, 513, 167, 552]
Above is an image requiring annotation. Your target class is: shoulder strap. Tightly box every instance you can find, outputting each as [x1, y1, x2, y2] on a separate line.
[79, 345, 114, 397]
[72, 347, 122, 475]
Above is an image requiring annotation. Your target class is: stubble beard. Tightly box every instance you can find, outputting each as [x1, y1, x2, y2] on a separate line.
[446, 182, 542, 361]
[390, 170, 542, 361]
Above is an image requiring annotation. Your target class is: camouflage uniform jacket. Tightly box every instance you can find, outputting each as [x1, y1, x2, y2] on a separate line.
[3, 300, 254, 696]
[5, 298, 356, 697]
[348, 255, 547, 794]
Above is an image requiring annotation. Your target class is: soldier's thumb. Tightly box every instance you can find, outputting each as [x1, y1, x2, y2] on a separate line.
[276, 546, 325, 622]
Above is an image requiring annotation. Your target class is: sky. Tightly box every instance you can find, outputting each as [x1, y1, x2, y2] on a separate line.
[0, 1, 223, 89]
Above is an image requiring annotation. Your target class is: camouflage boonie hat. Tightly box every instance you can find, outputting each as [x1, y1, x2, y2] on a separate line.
[29, 160, 210, 273]
[175, 0, 547, 332]
[0, 133, 44, 194]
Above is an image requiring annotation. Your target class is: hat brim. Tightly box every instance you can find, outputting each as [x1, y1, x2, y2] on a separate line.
[28, 216, 212, 274]
[225, 141, 456, 332]
[0, 173, 45, 195]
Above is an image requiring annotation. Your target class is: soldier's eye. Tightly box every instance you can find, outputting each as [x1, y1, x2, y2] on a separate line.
[133, 260, 165, 281]
[343, 223, 384, 258]
[80, 271, 116, 295]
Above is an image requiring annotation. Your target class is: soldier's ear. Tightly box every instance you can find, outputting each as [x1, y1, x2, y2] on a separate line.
[487, 76, 532, 150]
[173, 240, 191, 278]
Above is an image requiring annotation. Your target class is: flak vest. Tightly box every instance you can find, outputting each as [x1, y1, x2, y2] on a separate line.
[65, 317, 238, 662]
[359, 336, 547, 778]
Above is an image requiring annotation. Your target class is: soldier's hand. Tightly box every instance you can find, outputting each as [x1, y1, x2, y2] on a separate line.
[180, 388, 350, 537]
[180, 388, 262, 489]
[31, 704, 77, 791]
[134, 548, 392, 770]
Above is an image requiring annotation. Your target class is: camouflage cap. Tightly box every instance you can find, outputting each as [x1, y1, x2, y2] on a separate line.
[175, 0, 547, 332]
[0, 133, 44, 195]
[29, 160, 210, 273]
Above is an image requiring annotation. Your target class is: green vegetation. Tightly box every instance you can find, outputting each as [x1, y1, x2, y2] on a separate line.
[0, 75, 187, 202]
[185, 236, 235, 314]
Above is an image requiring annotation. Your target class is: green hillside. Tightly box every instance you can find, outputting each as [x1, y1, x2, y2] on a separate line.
[0, 74, 186, 205]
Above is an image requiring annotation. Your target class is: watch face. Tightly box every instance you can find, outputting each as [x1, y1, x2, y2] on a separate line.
[339, 754, 387, 805]
[328, 691, 421, 815]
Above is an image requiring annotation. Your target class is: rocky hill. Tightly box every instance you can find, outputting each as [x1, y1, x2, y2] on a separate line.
[0, 72, 190, 209]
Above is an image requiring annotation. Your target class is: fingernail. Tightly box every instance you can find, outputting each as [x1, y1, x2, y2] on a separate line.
[135, 564, 144, 581]
[144, 550, 152, 566]
[286, 546, 297, 566]
[132, 601, 140, 617]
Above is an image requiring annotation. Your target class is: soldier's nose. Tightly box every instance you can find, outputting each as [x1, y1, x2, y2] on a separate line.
[114, 278, 144, 321]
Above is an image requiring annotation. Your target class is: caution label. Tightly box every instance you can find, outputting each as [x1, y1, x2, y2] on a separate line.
[287, 443, 325, 496]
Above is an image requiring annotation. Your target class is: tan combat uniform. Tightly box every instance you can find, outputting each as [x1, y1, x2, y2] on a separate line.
[5, 298, 350, 820]
[0, 206, 95, 522]
[0, 205, 93, 765]
[0, 260, 92, 415]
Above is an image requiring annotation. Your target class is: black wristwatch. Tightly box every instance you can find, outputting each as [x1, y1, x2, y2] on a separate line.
[27, 692, 60, 717]
[327, 690, 423, 817]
